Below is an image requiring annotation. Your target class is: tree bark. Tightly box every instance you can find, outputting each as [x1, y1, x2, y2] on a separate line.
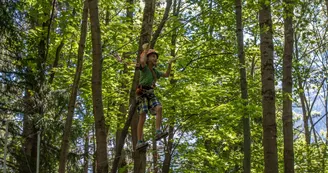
[111, 0, 156, 173]
[324, 82, 328, 171]
[20, 89, 37, 173]
[259, 0, 278, 172]
[162, 1, 180, 172]
[92, 126, 97, 173]
[152, 121, 158, 173]
[20, 5, 49, 170]
[235, 1, 251, 173]
[294, 33, 310, 145]
[49, 40, 64, 84]
[325, 0, 328, 16]
[115, 1, 134, 171]
[58, 1, 88, 172]
[133, 1, 156, 172]
[162, 125, 174, 173]
[84, 133, 90, 173]
[282, 0, 294, 172]
[89, 0, 108, 172]
[116, 70, 128, 172]
[111, 1, 133, 173]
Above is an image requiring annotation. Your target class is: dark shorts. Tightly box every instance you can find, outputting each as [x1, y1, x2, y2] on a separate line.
[136, 89, 161, 115]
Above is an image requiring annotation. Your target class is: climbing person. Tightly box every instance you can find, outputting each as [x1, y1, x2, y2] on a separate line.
[135, 43, 176, 150]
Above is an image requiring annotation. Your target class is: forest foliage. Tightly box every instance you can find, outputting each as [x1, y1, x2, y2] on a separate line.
[0, 0, 327, 172]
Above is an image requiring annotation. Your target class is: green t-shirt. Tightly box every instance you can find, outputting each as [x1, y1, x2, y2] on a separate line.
[139, 65, 163, 86]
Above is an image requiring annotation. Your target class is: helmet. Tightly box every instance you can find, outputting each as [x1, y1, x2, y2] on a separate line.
[146, 49, 159, 58]
[140, 49, 159, 60]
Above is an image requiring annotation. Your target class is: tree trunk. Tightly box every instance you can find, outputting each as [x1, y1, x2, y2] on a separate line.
[294, 33, 310, 145]
[116, 87, 128, 172]
[110, 1, 134, 173]
[326, 0, 328, 16]
[235, 0, 250, 172]
[93, 126, 97, 173]
[84, 133, 90, 173]
[282, 0, 294, 172]
[324, 82, 328, 170]
[89, 0, 108, 172]
[259, 0, 278, 172]
[49, 40, 64, 84]
[115, 0, 134, 171]
[299, 82, 310, 144]
[20, 7, 49, 170]
[133, 1, 156, 172]
[152, 120, 158, 173]
[116, 92, 128, 172]
[162, 125, 174, 173]
[20, 89, 37, 173]
[162, 1, 180, 172]
[58, 0, 88, 172]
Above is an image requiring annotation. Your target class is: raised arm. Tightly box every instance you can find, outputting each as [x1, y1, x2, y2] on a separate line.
[162, 62, 172, 77]
[140, 43, 150, 68]
[162, 56, 177, 77]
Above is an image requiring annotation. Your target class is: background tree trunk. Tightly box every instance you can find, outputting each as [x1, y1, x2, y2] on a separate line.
[89, 0, 108, 172]
[325, 0, 328, 16]
[235, 0, 250, 172]
[162, 1, 180, 172]
[93, 126, 97, 173]
[115, 0, 134, 171]
[21, 89, 37, 173]
[84, 133, 90, 173]
[282, 0, 295, 172]
[162, 125, 174, 173]
[111, 1, 133, 173]
[294, 34, 310, 145]
[324, 82, 328, 170]
[49, 40, 64, 84]
[58, 0, 88, 172]
[152, 121, 158, 173]
[259, 0, 278, 172]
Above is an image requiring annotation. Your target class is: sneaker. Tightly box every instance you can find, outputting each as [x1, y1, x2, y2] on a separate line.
[136, 141, 148, 150]
[155, 130, 168, 141]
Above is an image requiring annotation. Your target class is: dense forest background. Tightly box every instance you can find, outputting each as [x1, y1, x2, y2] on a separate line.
[0, 0, 327, 172]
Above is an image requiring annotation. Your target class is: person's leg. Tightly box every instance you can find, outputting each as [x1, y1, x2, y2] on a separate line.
[148, 92, 167, 140]
[136, 95, 149, 149]
[137, 112, 146, 142]
[154, 105, 162, 131]
[154, 105, 168, 140]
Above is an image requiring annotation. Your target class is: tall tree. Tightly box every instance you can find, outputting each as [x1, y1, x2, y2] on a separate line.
[110, 0, 156, 172]
[162, 0, 181, 172]
[294, 33, 310, 145]
[114, 0, 134, 172]
[58, 0, 88, 172]
[282, 0, 294, 172]
[21, 89, 37, 173]
[88, 0, 108, 172]
[133, 0, 156, 172]
[326, 0, 328, 15]
[20, 0, 55, 170]
[259, 0, 278, 172]
[235, 0, 250, 172]
[83, 132, 90, 173]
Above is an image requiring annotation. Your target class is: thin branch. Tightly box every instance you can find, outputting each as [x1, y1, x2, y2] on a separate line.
[180, 53, 233, 72]
[150, 0, 173, 48]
